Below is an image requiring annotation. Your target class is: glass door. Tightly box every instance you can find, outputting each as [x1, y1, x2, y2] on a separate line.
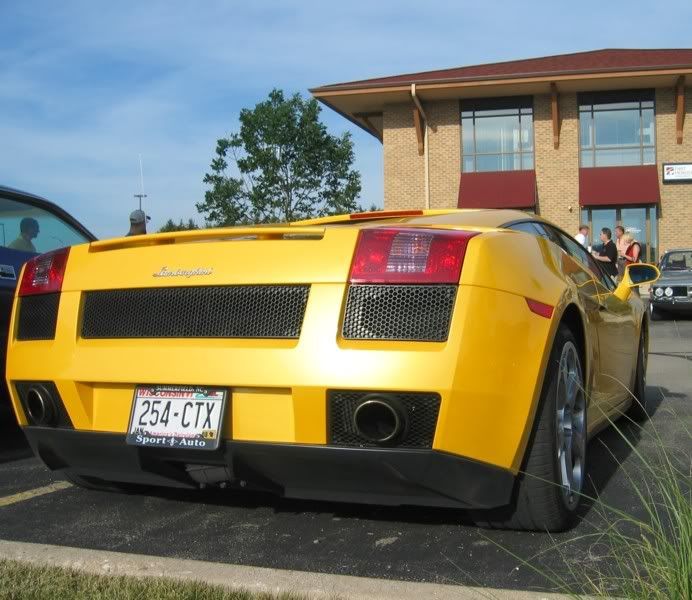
[587, 208, 616, 252]
[580, 206, 658, 262]
[621, 207, 648, 262]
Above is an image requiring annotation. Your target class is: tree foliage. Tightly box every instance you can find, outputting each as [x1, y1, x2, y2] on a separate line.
[158, 218, 199, 233]
[197, 89, 362, 226]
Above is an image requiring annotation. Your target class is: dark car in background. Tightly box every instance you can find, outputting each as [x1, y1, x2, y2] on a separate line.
[0, 185, 95, 420]
[650, 249, 692, 320]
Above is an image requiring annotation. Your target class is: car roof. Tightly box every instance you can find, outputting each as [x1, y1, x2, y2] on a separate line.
[0, 184, 96, 241]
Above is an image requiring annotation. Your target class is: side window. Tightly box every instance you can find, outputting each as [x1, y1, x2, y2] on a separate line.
[0, 195, 90, 254]
[530, 222, 564, 246]
[506, 221, 564, 246]
[506, 221, 544, 236]
[550, 226, 616, 291]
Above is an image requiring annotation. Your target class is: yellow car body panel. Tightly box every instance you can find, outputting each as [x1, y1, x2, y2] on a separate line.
[6, 208, 650, 512]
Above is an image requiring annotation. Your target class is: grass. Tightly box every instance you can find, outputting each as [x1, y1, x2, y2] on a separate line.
[495, 393, 691, 599]
[573, 413, 692, 600]
[587, 420, 692, 600]
[0, 559, 310, 600]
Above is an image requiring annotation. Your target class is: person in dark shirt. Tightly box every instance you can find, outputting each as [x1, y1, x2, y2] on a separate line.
[591, 227, 618, 279]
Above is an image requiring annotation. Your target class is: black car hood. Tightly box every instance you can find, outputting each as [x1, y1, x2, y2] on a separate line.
[656, 270, 692, 285]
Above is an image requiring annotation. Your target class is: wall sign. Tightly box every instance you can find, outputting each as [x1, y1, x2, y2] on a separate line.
[662, 163, 692, 183]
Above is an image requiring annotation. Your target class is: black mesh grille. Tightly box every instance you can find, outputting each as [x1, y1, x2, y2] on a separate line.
[342, 285, 456, 341]
[670, 286, 688, 297]
[17, 294, 60, 341]
[328, 390, 441, 448]
[81, 285, 310, 339]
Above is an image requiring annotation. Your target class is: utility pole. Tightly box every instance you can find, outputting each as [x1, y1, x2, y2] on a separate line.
[134, 193, 147, 210]
[134, 154, 147, 210]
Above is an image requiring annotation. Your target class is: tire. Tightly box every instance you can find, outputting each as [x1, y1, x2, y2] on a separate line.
[626, 327, 650, 422]
[63, 471, 139, 494]
[474, 325, 587, 531]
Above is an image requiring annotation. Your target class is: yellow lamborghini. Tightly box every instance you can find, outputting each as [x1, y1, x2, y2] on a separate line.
[6, 209, 659, 531]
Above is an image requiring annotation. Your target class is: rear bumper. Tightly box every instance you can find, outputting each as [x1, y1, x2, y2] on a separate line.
[24, 427, 515, 509]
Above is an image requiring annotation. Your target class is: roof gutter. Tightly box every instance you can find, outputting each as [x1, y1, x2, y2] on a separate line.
[312, 67, 692, 96]
[411, 84, 430, 210]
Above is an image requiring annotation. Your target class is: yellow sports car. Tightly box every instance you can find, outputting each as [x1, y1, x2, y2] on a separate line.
[7, 209, 659, 531]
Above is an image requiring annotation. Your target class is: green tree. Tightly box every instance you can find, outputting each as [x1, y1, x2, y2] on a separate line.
[197, 89, 362, 226]
[158, 218, 199, 233]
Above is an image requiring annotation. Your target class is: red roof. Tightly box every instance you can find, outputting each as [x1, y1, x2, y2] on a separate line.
[313, 49, 692, 92]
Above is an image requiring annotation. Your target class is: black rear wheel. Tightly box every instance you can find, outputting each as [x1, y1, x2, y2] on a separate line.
[626, 327, 650, 422]
[474, 325, 586, 531]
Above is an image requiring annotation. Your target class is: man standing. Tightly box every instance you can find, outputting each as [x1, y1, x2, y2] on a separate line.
[8, 217, 40, 253]
[126, 210, 150, 236]
[575, 224, 589, 247]
[614, 225, 626, 254]
[591, 227, 618, 280]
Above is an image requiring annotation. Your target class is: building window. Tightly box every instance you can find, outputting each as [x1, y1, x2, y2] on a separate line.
[580, 205, 658, 262]
[461, 97, 534, 172]
[579, 90, 655, 167]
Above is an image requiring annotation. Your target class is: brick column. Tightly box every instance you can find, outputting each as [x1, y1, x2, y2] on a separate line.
[383, 103, 425, 210]
[655, 86, 692, 254]
[428, 100, 461, 209]
[533, 92, 580, 232]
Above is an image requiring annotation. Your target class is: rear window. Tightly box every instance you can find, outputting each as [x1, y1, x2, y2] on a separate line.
[661, 251, 692, 271]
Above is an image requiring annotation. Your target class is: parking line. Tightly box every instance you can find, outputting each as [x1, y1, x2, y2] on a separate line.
[0, 481, 72, 508]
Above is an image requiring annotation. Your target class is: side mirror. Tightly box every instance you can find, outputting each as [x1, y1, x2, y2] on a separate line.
[614, 263, 661, 301]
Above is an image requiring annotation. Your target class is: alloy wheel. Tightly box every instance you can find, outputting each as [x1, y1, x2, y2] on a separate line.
[555, 341, 586, 509]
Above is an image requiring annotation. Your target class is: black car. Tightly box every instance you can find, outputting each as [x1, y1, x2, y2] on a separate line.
[0, 185, 95, 420]
[650, 249, 692, 320]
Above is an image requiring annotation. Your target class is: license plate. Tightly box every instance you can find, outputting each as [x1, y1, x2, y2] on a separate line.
[126, 385, 227, 450]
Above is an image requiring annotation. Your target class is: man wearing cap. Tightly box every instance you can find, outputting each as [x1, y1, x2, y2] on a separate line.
[127, 209, 150, 236]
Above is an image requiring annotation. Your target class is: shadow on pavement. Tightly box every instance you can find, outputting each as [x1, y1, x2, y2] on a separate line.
[0, 412, 32, 465]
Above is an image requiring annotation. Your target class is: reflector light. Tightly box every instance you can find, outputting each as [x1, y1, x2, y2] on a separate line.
[18, 247, 70, 296]
[349, 228, 477, 284]
[526, 298, 554, 319]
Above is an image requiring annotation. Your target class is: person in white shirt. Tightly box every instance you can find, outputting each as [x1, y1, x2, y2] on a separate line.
[575, 224, 589, 247]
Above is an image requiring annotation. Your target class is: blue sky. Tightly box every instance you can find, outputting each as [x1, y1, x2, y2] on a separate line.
[1, 1, 691, 238]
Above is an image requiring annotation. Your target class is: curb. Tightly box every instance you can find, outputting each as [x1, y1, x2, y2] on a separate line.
[0, 539, 576, 600]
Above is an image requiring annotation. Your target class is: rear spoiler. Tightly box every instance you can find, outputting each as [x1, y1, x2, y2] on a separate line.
[89, 225, 326, 252]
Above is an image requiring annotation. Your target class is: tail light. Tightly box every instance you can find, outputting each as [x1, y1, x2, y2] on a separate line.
[349, 228, 477, 284]
[18, 247, 70, 296]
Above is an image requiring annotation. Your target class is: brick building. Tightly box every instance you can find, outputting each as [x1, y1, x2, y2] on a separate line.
[311, 49, 692, 260]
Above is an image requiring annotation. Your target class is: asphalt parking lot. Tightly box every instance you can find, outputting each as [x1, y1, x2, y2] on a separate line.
[0, 316, 690, 596]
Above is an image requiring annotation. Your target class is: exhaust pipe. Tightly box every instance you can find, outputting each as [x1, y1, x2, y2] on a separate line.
[25, 385, 57, 426]
[353, 397, 406, 444]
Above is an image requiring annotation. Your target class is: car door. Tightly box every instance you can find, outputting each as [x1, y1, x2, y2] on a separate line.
[0, 188, 94, 397]
[548, 227, 637, 416]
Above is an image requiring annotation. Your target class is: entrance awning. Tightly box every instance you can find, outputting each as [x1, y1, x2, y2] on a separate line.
[579, 165, 660, 206]
[458, 170, 536, 209]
